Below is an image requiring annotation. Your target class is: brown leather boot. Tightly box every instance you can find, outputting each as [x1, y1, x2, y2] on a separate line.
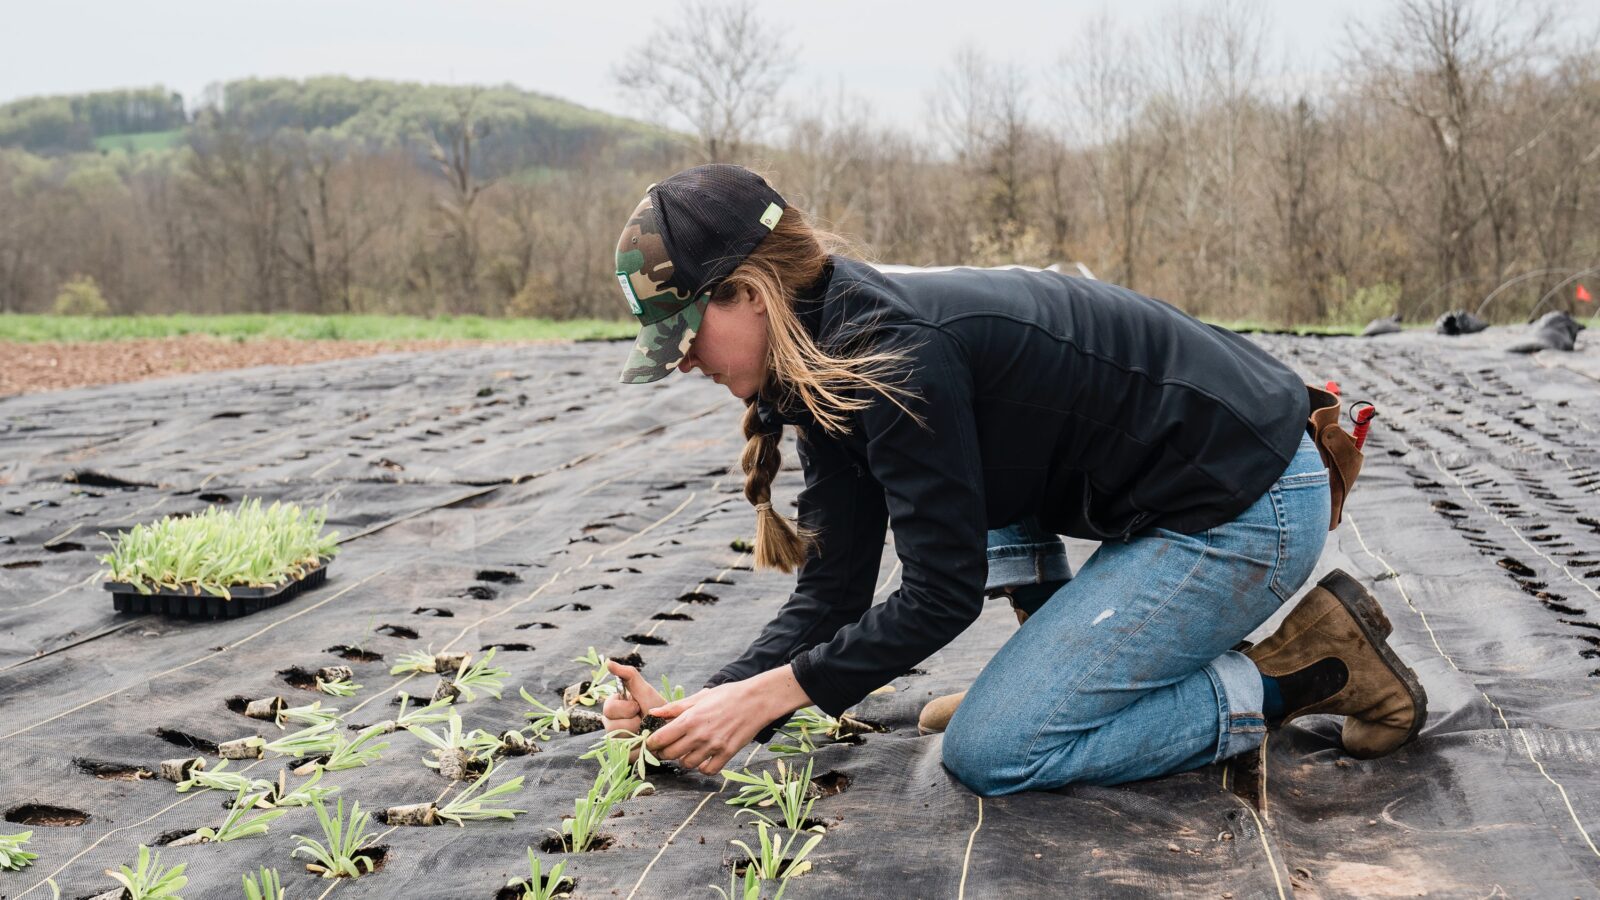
[918, 604, 1030, 735]
[1247, 569, 1427, 758]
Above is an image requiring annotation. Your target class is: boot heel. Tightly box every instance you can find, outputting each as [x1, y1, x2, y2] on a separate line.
[1319, 569, 1392, 641]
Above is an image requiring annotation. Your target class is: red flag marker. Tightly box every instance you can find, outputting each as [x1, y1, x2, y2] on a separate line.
[1577, 283, 1592, 304]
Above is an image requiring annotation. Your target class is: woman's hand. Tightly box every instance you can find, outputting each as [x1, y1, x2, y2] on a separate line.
[643, 665, 813, 776]
[601, 661, 669, 734]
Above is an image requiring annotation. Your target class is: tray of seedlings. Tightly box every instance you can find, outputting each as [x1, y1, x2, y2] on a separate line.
[99, 498, 339, 620]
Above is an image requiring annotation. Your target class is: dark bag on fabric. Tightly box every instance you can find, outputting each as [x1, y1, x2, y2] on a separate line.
[1306, 384, 1364, 530]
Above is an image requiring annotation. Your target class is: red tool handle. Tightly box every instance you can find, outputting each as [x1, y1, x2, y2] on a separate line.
[1350, 402, 1377, 451]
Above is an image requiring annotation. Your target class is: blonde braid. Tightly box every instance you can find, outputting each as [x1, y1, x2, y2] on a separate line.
[740, 401, 813, 572]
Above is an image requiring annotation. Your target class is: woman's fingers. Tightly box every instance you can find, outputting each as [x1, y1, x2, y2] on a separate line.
[602, 695, 640, 721]
[600, 692, 643, 733]
[608, 660, 667, 710]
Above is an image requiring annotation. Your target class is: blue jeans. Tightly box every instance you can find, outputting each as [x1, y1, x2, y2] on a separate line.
[943, 432, 1330, 796]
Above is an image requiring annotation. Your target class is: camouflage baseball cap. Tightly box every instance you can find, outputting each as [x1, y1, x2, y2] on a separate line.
[614, 165, 787, 384]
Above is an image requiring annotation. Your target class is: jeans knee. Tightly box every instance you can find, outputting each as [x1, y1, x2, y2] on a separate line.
[941, 718, 1034, 797]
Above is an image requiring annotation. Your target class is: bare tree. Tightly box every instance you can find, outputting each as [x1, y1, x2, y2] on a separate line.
[426, 89, 490, 313]
[1051, 16, 1167, 288]
[613, 0, 794, 163]
[1348, 0, 1556, 298]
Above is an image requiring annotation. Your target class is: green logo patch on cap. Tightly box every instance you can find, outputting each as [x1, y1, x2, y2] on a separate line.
[759, 201, 782, 230]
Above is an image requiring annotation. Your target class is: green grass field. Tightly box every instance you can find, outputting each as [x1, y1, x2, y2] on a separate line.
[92, 129, 185, 154]
[0, 313, 635, 343]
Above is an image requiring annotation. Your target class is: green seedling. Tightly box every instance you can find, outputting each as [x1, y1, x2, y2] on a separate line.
[722, 758, 822, 833]
[99, 497, 338, 598]
[435, 761, 526, 826]
[390, 693, 455, 729]
[520, 687, 571, 739]
[769, 707, 875, 755]
[729, 820, 824, 882]
[316, 677, 360, 697]
[658, 675, 686, 702]
[583, 728, 659, 781]
[291, 797, 379, 879]
[730, 538, 754, 553]
[241, 867, 284, 900]
[570, 647, 619, 705]
[447, 649, 508, 703]
[320, 724, 391, 772]
[264, 720, 342, 758]
[407, 710, 491, 780]
[389, 649, 437, 675]
[276, 700, 340, 728]
[268, 767, 341, 808]
[710, 867, 777, 900]
[174, 759, 274, 797]
[507, 850, 572, 899]
[555, 740, 651, 852]
[194, 788, 286, 842]
[0, 831, 37, 871]
[107, 845, 187, 899]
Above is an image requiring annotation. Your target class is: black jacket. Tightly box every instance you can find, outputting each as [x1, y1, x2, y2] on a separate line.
[706, 256, 1310, 720]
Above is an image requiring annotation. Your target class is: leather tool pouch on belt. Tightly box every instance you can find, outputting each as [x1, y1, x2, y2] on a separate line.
[1306, 384, 1363, 530]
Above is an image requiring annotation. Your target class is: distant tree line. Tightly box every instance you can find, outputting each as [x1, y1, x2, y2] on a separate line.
[0, 0, 1595, 325]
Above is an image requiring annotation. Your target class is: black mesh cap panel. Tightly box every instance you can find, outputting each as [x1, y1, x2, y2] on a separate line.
[649, 164, 787, 298]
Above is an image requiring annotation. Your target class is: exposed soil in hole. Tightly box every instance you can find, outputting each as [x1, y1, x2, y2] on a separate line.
[154, 728, 219, 753]
[705, 574, 737, 585]
[1430, 499, 1465, 511]
[280, 666, 319, 690]
[5, 804, 89, 826]
[413, 606, 455, 617]
[610, 652, 645, 669]
[65, 470, 157, 489]
[462, 585, 499, 600]
[577, 583, 613, 591]
[225, 696, 251, 714]
[678, 591, 719, 604]
[73, 758, 154, 781]
[475, 569, 522, 583]
[495, 875, 578, 900]
[328, 645, 384, 663]
[482, 642, 533, 652]
[352, 845, 389, 874]
[628, 552, 662, 559]
[152, 827, 200, 845]
[540, 834, 615, 853]
[198, 492, 232, 503]
[1497, 557, 1536, 577]
[44, 541, 86, 552]
[550, 602, 591, 612]
[652, 612, 693, 621]
[2, 559, 41, 569]
[811, 771, 852, 797]
[376, 624, 420, 639]
[515, 620, 558, 630]
[605, 566, 642, 574]
[623, 633, 667, 646]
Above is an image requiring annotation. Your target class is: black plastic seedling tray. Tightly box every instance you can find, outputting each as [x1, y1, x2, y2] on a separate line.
[104, 562, 330, 620]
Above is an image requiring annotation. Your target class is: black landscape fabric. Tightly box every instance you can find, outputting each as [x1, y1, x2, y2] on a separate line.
[1, 330, 1598, 899]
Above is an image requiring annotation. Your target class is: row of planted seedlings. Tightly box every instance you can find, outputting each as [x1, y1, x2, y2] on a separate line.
[0, 640, 875, 899]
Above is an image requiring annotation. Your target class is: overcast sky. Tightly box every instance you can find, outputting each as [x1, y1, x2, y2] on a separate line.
[2, 1, 1591, 130]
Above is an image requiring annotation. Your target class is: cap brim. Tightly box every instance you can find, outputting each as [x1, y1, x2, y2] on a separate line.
[617, 296, 709, 384]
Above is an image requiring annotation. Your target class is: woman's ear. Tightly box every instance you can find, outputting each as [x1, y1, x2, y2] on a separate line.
[743, 285, 767, 317]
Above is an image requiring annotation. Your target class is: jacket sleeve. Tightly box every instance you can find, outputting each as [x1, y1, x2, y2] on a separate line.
[703, 415, 890, 732]
[788, 325, 988, 716]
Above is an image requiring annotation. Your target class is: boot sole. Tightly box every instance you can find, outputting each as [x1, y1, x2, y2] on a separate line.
[1317, 569, 1429, 750]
